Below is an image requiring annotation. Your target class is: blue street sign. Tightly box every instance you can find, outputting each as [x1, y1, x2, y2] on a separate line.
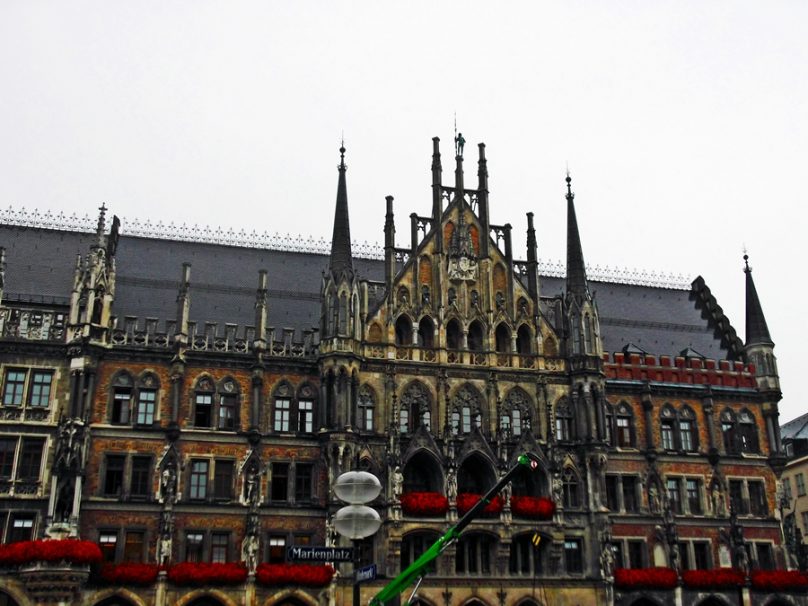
[356, 563, 377, 583]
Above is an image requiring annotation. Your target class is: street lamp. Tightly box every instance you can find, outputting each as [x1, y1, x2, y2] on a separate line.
[334, 471, 382, 606]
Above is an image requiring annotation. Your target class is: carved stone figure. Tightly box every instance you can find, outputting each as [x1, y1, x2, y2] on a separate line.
[392, 466, 404, 501]
[446, 467, 458, 500]
[600, 541, 615, 579]
[455, 132, 465, 157]
[53, 478, 74, 523]
[161, 465, 177, 503]
[242, 534, 259, 572]
[648, 484, 661, 514]
[711, 482, 727, 517]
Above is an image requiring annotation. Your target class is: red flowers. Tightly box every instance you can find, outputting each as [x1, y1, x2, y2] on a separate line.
[256, 563, 335, 587]
[167, 562, 248, 586]
[682, 568, 745, 589]
[614, 567, 678, 590]
[751, 570, 808, 591]
[400, 492, 449, 516]
[456, 493, 504, 516]
[101, 563, 162, 586]
[510, 496, 556, 519]
[0, 539, 102, 567]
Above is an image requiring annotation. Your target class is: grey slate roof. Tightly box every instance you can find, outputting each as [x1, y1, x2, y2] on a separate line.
[781, 412, 808, 441]
[0, 224, 732, 358]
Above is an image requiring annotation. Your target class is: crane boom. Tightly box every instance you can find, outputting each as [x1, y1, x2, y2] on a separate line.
[369, 452, 542, 606]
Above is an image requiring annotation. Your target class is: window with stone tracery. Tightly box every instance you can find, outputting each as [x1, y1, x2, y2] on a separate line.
[449, 384, 484, 435]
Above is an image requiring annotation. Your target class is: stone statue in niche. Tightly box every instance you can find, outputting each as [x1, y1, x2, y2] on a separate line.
[446, 466, 458, 501]
[392, 466, 404, 501]
[447, 213, 478, 281]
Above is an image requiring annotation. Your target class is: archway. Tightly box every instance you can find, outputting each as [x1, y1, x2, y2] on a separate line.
[458, 453, 496, 493]
[403, 450, 443, 492]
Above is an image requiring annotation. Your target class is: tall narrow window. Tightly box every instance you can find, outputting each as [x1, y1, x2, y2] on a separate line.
[104, 455, 125, 497]
[130, 456, 151, 499]
[512, 409, 522, 436]
[298, 400, 314, 432]
[721, 410, 737, 454]
[623, 477, 638, 512]
[274, 399, 290, 432]
[738, 410, 759, 453]
[399, 408, 409, 434]
[112, 387, 131, 424]
[2, 369, 26, 405]
[185, 532, 204, 562]
[729, 479, 747, 514]
[271, 463, 289, 502]
[686, 479, 702, 514]
[28, 371, 53, 407]
[296, 463, 313, 502]
[268, 536, 286, 563]
[0, 437, 16, 478]
[667, 478, 682, 514]
[189, 460, 209, 500]
[99, 531, 118, 562]
[218, 395, 237, 430]
[693, 542, 710, 569]
[211, 533, 229, 563]
[194, 393, 213, 428]
[358, 390, 374, 432]
[556, 401, 574, 441]
[749, 481, 767, 516]
[661, 419, 675, 450]
[136, 389, 156, 425]
[124, 531, 145, 563]
[564, 538, 583, 573]
[9, 515, 35, 542]
[562, 468, 580, 509]
[213, 460, 234, 500]
[17, 438, 44, 481]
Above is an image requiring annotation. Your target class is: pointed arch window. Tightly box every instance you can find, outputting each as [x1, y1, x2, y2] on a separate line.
[446, 319, 462, 350]
[468, 320, 485, 352]
[660, 406, 676, 451]
[395, 315, 413, 346]
[516, 324, 532, 355]
[721, 409, 737, 454]
[297, 384, 317, 433]
[562, 467, 580, 509]
[679, 407, 697, 452]
[495, 323, 511, 354]
[135, 372, 159, 426]
[738, 409, 760, 453]
[503, 388, 532, 438]
[357, 385, 375, 432]
[450, 384, 484, 435]
[570, 315, 581, 355]
[555, 399, 574, 441]
[583, 314, 593, 354]
[399, 382, 433, 433]
[660, 404, 699, 452]
[110, 372, 134, 425]
[614, 403, 635, 448]
[417, 317, 435, 348]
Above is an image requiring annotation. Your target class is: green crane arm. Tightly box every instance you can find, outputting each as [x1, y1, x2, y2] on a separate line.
[369, 452, 542, 606]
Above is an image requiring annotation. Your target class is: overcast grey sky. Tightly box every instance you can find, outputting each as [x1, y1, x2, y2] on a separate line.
[1, 2, 805, 421]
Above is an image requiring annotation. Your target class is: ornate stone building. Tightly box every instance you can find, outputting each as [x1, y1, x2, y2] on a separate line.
[0, 137, 794, 606]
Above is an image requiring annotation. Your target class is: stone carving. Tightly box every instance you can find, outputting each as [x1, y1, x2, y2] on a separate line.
[392, 466, 404, 501]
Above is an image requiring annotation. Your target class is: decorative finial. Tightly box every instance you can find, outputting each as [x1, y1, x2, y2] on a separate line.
[565, 167, 573, 199]
[743, 252, 751, 273]
[96, 203, 107, 243]
[338, 140, 346, 170]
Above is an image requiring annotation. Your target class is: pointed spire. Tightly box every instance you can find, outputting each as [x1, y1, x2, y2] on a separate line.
[329, 144, 354, 279]
[743, 254, 773, 346]
[565, 171, 589, 298]
[95, 203, 107, 247]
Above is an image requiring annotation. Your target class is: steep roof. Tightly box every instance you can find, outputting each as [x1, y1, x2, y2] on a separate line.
[0, 223, 734, 357]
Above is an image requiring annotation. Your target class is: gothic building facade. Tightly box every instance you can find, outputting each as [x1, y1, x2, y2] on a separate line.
[0, 137, 794, 606]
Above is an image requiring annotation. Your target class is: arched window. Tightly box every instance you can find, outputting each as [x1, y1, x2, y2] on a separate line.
[615, 403, 635, 448]
[338, 292, 349, 334]
[417, 317, 435, 348]
[446, 319, 462, 350]
[468, 320, 485, 352]
[110, 372, 134, 425]
[571, 315, 581, 354]
[562, 467, 580, 509]
[403, 452, 443, 493]
[516, 324, 532, 355]
[583, 314, 593, 354]
[679, 406, 698, 452]
[449, 384, 484, 435]
[458, 453, 497, 494]
[401, 531, 440, 570]
[296, 383, 317, 433]
[109, 371, 161, 426]
[511, 461, 547, 497]
[399, 382, 433, 433]
[455, 532, 497, 574]
[510, 532, 548, 575]
[543, 335, 558, 357]
[495, 323, 511, 353]
[738, 409, 759, 453]
[555, 399, 574, 441]
[357, 385, 375, 432]
[503, 388, 532, 437]
[721, 408, 737, 454]
[368, 322, 383, 343]
[660, 405, 677, 450]
[272, 382, 293, 433]
[395, 315, 413, 346]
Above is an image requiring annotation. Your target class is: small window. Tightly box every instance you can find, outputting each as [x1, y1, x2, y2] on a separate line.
[271, 463, 289, 502]
[2, 369, 26, 406]
[729, 479, 747, 515]
[784, 478, 793, 501]
[693, 542, 711, 569]
[298, 400, 314, 433]
[9, 514, 35, 542]
[605, 476, 619, 511]
[218, 395, 237, 430]
[17, 438, 44, 481]
[562, 468, 580, 509]
[124, 531, 145, 563]
[0, 437, 16, 479]
[274, 399, 290, 432]
[661, 420, 675, 450]
[189, 460, 209, 500]
[686, 479, 702, 515]
[564, 538, 583, 573]
[111, 387, 132, 424]
[797, 473, 806, 497]
[104, 455, 126, 497]
[194, 393, 213, 428]
[28, 371, 53, 407]
[667, 478, 682, 514]
[616, 416, 632, 447]
[622, 477, 638, 512]
[213, 460, 234, 501]
[211, 532, 229, 563]
[295, 463, 313, 502]
[130, 456, 152, 499]
[135, 389, 156, 425]
[185, 532, 204, 562]
[756, 543, 775, 570]
[99, 531, 118, 562]
[268, 535, 286, 563]
[749, 481, 767, 516]
[627, 541, 645, 569]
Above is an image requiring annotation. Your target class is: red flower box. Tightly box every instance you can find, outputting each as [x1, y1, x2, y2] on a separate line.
[101, 563, 162, 586]
[256, 563, 334, 587]
[614, 567, 678, 590]
[751, 570, 808, 592]
[0, 539, 102, 567]
[683, 568, 745, 589]
[167, 562, 248, 586]
[400, 492, 449, 516]
[510, 496, 556, 520]
[456, 493, 504, 516]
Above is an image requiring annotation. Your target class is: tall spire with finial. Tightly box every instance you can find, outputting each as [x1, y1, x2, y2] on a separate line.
[743, 253, 773, 346]
[95, 203, 107, 247]
[565, 171, 589, 299]
[329, 143, 354, 280]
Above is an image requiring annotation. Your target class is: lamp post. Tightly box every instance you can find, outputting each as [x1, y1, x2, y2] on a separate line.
[334, 471, 382, 606]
